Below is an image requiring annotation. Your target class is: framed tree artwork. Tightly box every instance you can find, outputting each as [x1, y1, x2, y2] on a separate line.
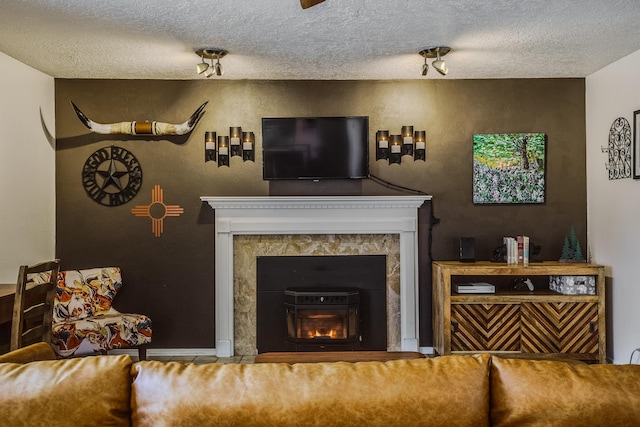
[634, 110, 640, 179]
[473, 133, 546, 204]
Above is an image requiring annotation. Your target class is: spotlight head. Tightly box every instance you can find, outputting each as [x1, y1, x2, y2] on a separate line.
[215, 59, 223, 76]
[196, 62, 209, 74]
[433, 59, 448, 75]
[421, 62, 428, 76]
[204, 64, 214, 78]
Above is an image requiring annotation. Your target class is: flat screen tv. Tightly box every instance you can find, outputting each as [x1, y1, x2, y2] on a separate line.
[262, 116, 369, 180]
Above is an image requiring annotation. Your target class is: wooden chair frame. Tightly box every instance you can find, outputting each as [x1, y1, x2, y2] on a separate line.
[10, 259, 60, 351]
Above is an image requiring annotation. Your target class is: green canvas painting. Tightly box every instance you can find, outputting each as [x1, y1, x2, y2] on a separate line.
[473, 133, 546, 204]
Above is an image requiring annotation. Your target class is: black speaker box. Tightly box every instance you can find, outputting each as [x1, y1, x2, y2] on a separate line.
[459, 237, 475, 262]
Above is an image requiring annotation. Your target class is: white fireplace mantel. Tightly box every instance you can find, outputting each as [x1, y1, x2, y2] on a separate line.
[201, 195, 431, 357]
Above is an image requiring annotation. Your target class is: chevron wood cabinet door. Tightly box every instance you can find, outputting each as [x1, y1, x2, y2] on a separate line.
[451, 303, 520, 351]
[433, 261, 606, 363]
[521, 302, 599, 356]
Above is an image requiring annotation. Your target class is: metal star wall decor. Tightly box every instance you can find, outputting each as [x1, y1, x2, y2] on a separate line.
[131, 185, 184, 237]
[82, 145, 142, 206]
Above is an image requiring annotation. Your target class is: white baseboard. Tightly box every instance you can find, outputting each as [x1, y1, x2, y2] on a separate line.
[419, 346, 434, 355]
[108, 348, 217, 357]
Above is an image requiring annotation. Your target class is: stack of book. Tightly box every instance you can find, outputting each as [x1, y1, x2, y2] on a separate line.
[504, 236, 529, 265]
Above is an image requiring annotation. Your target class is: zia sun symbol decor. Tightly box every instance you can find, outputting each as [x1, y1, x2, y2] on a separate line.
[473, 133, 546, 204]
[131, 185, 184, 237]
[601, 117, 631, 180]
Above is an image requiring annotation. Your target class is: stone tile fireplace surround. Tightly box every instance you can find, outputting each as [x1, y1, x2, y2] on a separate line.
[201, 196, 430, 357]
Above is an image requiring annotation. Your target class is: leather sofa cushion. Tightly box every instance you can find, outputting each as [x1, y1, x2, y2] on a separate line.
[0, 354, 132, 427]
[491, 356, 640, 427]
[132, 354, 491, 427]
[0, 342, 56, 363]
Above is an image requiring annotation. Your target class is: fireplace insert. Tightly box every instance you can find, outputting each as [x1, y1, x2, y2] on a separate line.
[285, 288, 360, 351]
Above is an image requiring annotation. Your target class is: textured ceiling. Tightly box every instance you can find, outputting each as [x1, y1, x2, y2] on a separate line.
[1, 0, 640, 80]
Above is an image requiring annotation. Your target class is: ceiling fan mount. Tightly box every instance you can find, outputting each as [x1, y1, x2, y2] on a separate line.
[300, 0, 326, 9]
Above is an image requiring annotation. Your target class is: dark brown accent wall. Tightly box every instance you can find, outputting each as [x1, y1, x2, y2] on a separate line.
[55, 79, 586, 349]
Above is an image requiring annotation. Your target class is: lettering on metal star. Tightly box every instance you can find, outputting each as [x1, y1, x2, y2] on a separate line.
[131, 185, 184, 237]
[82, 145, 142, 206]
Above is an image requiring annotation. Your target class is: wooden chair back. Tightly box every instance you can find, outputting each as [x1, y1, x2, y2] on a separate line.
[10, 260, 60, 351]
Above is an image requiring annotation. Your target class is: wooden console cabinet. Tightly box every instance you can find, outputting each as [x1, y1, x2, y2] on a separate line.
[433, 261, 606, 363]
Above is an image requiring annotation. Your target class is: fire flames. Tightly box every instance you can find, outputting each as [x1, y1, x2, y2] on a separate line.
[307, 328, 338, 339]
[299, 312, 346, 339]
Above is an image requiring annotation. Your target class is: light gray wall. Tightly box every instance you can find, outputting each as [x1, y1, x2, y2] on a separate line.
[586, 48, 640, 364]
[0, 52, 55, 282]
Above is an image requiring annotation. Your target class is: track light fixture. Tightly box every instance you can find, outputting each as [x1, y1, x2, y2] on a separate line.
[418, 47, 451, 77]
[195, 48, 227, 77]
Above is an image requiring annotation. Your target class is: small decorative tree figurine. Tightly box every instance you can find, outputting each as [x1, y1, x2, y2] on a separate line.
[560, 226, 585, 262]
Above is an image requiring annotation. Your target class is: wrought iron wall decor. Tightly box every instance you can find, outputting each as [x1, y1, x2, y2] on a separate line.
[82, 145, 142, 206]
[376, 126, 426, 164]
[633, 110, 640, 179]
[131, 185, 184, 237]
[204, 127, 255, 167]
[71, 101, 207, 136]
[602, 116, 632, 180]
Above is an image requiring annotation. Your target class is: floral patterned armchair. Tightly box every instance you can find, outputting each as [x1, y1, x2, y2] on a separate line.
[51, 267, 152, 359]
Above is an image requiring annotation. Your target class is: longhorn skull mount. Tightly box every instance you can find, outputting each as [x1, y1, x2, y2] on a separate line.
[70, 100, 208, 136]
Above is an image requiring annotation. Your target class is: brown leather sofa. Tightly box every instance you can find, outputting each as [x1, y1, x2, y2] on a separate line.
[1, 343, 640, 427]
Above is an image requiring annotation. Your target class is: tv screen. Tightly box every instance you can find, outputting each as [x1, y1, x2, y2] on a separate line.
[262, 116, 369, 180]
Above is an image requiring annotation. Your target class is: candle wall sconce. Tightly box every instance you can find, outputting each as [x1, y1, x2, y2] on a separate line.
[376, 126, 426, 164]
[204, 127, 256, 166]
[389, 134, 403, 165]
[217, 135, 230, 167]
[229, 126, 242, 157]
[376, 130, 390, 160]
[205, 131, 216, 162]
[242, 131, 255, 161]
[414, 130, 426, 160]
[401, 125, 414, 156]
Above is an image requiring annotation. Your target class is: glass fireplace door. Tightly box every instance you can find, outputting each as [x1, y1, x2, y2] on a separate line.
[284, 288, 360, 351]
